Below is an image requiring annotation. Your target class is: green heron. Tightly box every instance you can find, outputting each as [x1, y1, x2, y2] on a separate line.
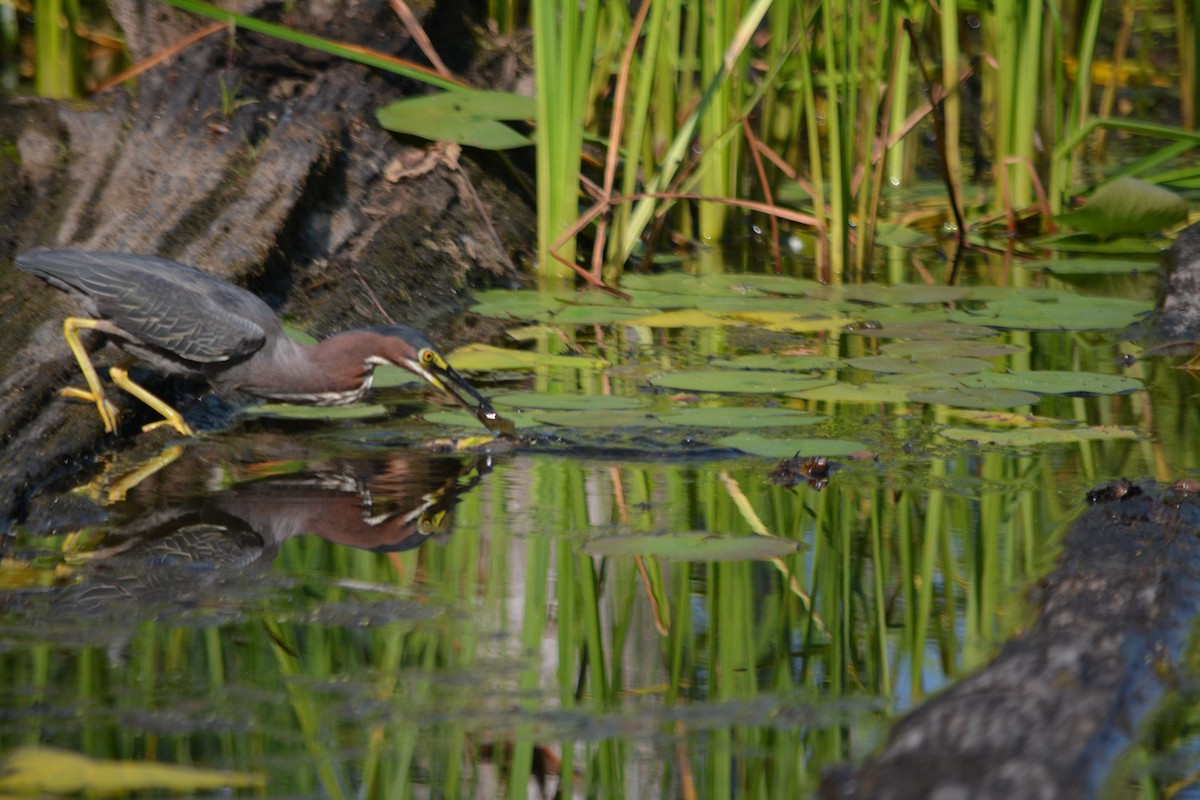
[17, 248, 507, 437]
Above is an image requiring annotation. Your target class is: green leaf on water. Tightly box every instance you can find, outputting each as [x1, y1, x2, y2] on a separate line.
[531, 409, 661, 428]
[1019, 257, 1159, 275]
[471, 290, 565, 320]
[492, 393, 649, 410]
[1033, 232, 1168, 254]
[658, 407, 826, 428]
[951, 293, 1152, 331]
[242, 403, 391, 420]
[376, 90, 535, 150]
[710, 355, 845, 371]
[1055, 177, 1187, 236]
[650, 370, 830, 394]
[425, 408, 539, 429]
[725, 311, 859, 332]
[939, 425, 1141, 445]
[447, 343, 609, 371]
[794, 382, 915, 403]
[847, 355, 993, 375]
[880, 340, 1027, 358]
[842, 284, 972, 305]
[697, 273, 826, 297]
[584, 531, 800, 561]
[908, 387, 1041, 409]
[625, 309, 739, 328]
[539, 306, 657, 324]
[873, 222, 936, 247]
[960, 370, 1143, 396]
[718, 433, 869, 458]
[846, 321, 998, 340]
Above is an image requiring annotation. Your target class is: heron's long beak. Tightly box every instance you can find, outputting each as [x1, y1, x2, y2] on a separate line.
[411, 358, 514, 436]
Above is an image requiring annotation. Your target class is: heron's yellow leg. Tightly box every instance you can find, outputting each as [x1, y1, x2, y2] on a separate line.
[108, 367, 195, 436]
[62, 317, 118, 432]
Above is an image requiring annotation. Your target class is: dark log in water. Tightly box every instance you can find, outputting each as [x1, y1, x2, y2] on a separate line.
[822, 481, 1200, 800]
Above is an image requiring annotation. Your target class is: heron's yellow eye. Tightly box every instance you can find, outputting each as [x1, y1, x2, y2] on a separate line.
[420, 348, 436, 364]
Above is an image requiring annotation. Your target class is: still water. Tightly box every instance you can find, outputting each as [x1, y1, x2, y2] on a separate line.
[2, 252, 1195, 798]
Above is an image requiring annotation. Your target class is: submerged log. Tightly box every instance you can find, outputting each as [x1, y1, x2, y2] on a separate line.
[0, 0, 534, 527]
[822, 481, 1200, 800]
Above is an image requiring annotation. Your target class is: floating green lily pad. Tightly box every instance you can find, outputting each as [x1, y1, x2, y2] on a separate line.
[471, 290, 565, 320]
[625, 309, 738, 328]
[951, 293, 1152, 331]
[242, 403, 391, 420]
[878, 373, 969, 389]
[532, 409, 661, 428]
[710, 355, 845, 371]
[908, 387, 1041, 409]
[1030, 232, 1165, 254]
[650, 370, 830, 394]
[880, 340, 1027, 358]
[424, 408, 539, 429]
[843, 284, 972, 305]
[718, 433, 869, 458]
[725, 311, 858, 332]
[939, 425, 1141, 445]
[795, 382, 914, 403]
[540, 306, 660, 325]
[847, 355, 993, 375]
[960, 370, 1142, 396]
[874, 222, 936, 247]
[846, 321, 998, 340]
[658, 407, 826, 428]
[1019, 258, 1159, 275]
[698, 273, 827, 297]
[447, 343, 609, 371]
[584, 531, 800, 561]
[1055, 176, 1187, 237]
[492, 393, 649, 410]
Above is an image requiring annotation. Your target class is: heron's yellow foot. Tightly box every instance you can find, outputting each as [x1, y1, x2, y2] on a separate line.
[58, 386, 119, 432]
[108, 367, 195, 437]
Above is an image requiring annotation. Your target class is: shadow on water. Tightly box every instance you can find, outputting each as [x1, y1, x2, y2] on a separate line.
[7, 248, 1200, 797]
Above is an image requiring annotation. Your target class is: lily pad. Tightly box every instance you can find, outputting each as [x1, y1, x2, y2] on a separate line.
[939, 426, 1141, 445]
[242, 403, 391, 420]
[657, 407, 826, 428]
[424, 408, 539, 429]
[847, 356, 993, 375]
[880, 340, 1027, 358]
[842, 284, 972, 305]
[698, 273, 826, 297]
[447, 343, 609, 371]
[951, 293, 1152, 332]
[710, 354, 845, 371]
[539, 306, 661, 325]
[1019, 257, 1159, 275]
[650, 370, 830, 394]
[584, 531, 800, 561]
[908, 387, 1041, 409]
[960, 370, 1142, 396]
[794, 382, 914, 403]
[492, 393, 649, 410]
[532, 409, 661, 428]
[845, 321, 998, 340]
[718, 433, 869, 458]
[724, 311, 859, 332]
[376, 90, 535, 150]
[624, 309, 738, 328]
[1055, 177, 1187, 237]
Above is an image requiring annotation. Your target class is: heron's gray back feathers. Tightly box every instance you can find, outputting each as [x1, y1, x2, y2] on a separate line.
[17, 248, 271, 363]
